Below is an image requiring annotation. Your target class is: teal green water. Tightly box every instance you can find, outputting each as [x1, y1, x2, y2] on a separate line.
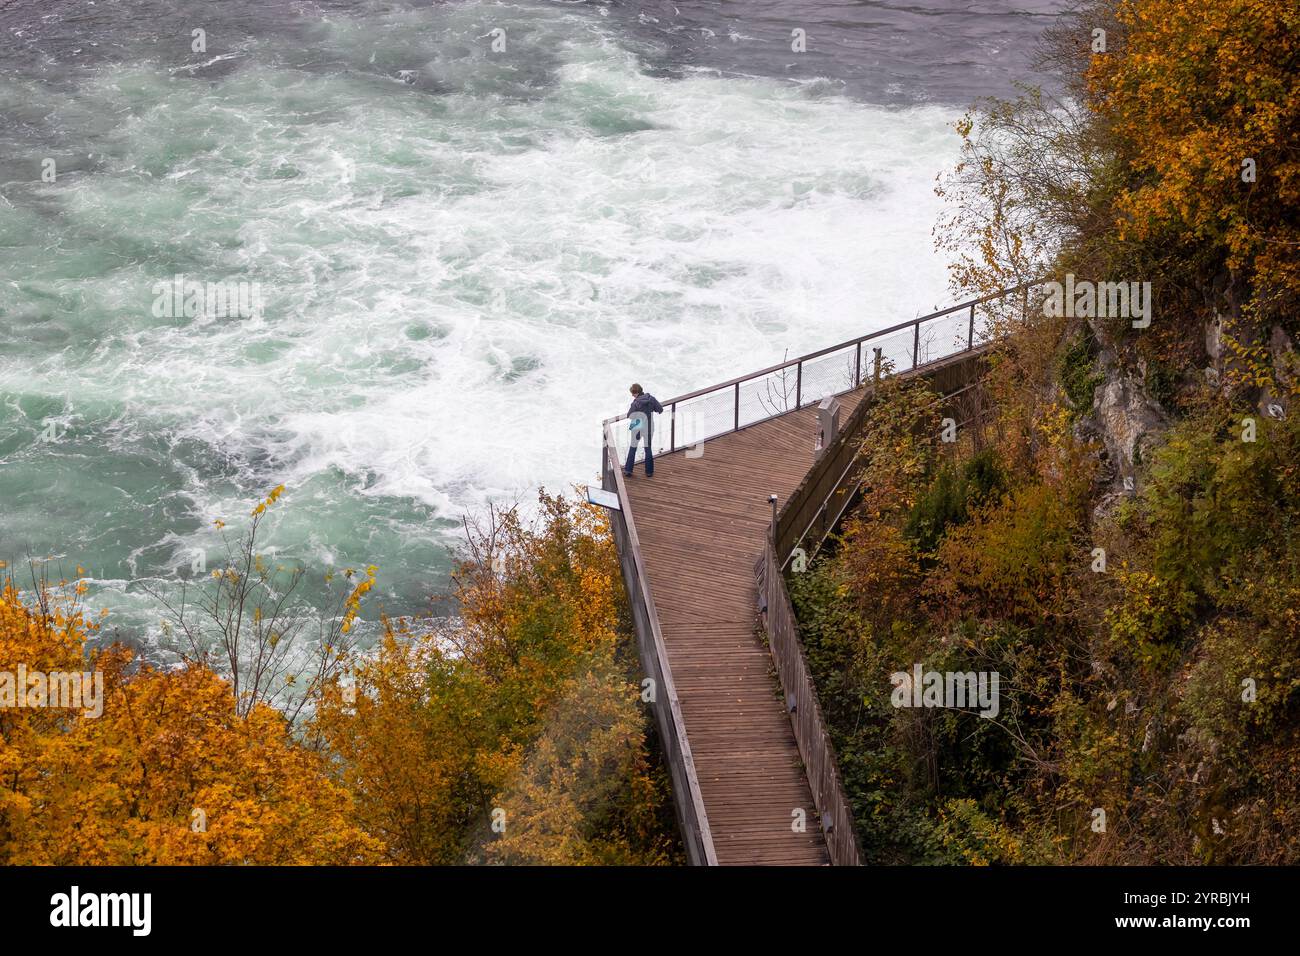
[0, 0, 1053, 656]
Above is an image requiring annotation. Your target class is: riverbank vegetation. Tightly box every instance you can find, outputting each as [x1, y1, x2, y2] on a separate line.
[312, 491, 679, 865]
[792, 0, 1300, 863]
[0, 490, 680, 865]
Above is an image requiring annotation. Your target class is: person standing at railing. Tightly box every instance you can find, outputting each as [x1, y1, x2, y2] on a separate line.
[624, 383, 663, 478]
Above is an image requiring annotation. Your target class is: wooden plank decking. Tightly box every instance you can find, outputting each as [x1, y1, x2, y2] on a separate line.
[621, 390, 866, 865]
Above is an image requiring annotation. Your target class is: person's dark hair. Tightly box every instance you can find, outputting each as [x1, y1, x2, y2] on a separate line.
[629, 383, 643, 395]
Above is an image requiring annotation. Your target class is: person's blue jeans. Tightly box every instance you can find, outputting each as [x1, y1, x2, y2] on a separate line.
[624, 437, 653, 476]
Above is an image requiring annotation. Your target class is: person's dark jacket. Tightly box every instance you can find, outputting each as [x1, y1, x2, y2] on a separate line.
[627, 392, 663, 441]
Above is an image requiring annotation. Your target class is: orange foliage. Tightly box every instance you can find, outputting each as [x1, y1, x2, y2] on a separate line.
[313, 491, 677, 865]
[0, 580, 383, 865]
[1089, 0, 1300, 315]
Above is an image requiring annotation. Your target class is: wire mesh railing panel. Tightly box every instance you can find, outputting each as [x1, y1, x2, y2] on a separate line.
[972, 287, 1040, 347]
[859, 325, 917, 377]
[670, 388, 736, 452]
[605, 416, 635, 463]
[972, 300, 999, 349]
[795, 344, 858, 409]
[915, 309, 971, 366]
[737, 365, 798, 429]
[610, 406, 687, 463]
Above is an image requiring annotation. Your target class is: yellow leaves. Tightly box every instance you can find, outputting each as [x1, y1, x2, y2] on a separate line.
[1095, 0, 1300, 307]
[310, 489, 674, 865]
[1034, 400, 1074, 452]
[1220, 333, 1298, 397]
[339, 566, 378, 636]
[250, 484, 287, 517]
[1, 578, 383, 866]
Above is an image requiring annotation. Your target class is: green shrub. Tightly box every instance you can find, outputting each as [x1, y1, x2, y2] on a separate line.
[903, 448, 1005, 554]
[1057, 331, 1103, 420]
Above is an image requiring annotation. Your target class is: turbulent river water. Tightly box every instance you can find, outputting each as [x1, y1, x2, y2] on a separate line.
[0, 0, 1063, 652]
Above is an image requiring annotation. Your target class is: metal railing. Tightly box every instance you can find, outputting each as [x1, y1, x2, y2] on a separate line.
[758, 352, 995, 867]
[757, 538, 863, 866]
[602, 280, 1040, 864]
[600, 423, 718, 866]
[605, 281, 1040, 462]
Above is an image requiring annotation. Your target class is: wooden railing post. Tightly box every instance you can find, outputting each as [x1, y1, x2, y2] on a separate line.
[912, 320, 920, 368]
[733, 382, 740, 431]
[670, 401, 676, 452]
[968, 303, 976, 349]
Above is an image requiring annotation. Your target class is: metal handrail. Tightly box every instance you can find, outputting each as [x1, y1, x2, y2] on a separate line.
[604, 280, 1042, 457]
[608, 280, 1045, 460]
[601, 423, 719, 866]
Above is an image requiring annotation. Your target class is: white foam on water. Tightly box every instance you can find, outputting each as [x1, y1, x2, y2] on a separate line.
[242, 55, 963, 511]
[0, 1, 967, 632]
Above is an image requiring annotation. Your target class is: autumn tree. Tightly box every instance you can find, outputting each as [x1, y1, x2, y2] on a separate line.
[314, 491, 679, 865]
[147, 485, 373, 721]
[0, 574, 383, 865]
[1089, 0, 1300, 327]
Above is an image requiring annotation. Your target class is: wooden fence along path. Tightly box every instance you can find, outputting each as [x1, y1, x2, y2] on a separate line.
[601, 286, 1036, 865]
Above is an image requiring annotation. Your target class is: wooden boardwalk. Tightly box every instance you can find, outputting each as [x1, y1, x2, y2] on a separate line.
[621, 390, 865, 865]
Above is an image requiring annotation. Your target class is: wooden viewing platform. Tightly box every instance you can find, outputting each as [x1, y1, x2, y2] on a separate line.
[619, 395, 868, 864]
[600, 285, 1038, 866]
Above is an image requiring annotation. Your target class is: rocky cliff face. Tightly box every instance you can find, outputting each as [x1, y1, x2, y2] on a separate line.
[1204, 310, 1298, 417]
[1263, 324, 1299, 419]
[1069, 315, 1170, 516]
[1074, 305, 1297, 514]
[1091, 349, 1169, 486]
